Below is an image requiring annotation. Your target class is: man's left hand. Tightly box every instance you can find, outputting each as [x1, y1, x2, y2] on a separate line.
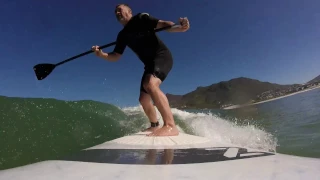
[179, 17, 190, 32]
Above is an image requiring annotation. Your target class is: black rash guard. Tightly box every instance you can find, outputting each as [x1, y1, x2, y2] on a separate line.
[113, 13, 173, 93]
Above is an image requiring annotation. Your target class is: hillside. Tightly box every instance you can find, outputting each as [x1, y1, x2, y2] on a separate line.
[307, 75, 320, 84]
[166, 77, 295, 109]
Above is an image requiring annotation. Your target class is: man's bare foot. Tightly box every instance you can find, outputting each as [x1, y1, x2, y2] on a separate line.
[147, 125, 179, 136]
[142, 126, 160, 132]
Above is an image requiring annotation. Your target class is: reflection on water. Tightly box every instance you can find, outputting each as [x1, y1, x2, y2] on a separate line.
[59, 147, 274, 165]
[144, 149, 174, 164]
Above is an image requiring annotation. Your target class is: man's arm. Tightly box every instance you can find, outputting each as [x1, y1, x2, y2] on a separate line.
[99, 31, 126, 62]
[98, 51, 121, 62]
[140, 13, 189, 33]
[156, 19, 189, 32]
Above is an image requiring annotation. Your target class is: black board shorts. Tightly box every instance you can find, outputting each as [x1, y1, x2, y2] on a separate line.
[140, 50, 173, 94]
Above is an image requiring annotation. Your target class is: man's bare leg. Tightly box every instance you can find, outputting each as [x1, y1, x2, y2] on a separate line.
[142, 74, 179, 136]
[139, 91, 160, 132]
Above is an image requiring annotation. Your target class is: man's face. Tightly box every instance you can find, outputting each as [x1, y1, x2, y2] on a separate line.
[115, 5, 132, 24]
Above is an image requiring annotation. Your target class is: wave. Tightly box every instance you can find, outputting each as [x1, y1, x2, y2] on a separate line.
[0, 96, 277, 170]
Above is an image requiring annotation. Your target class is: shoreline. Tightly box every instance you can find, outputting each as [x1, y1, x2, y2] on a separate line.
[223, 85, 320, 110]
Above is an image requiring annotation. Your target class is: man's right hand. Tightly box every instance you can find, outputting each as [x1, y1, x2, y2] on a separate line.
[91, 45, 103, 57]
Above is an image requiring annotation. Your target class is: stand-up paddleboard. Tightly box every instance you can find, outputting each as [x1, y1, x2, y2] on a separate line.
[0, 132, 320, 180]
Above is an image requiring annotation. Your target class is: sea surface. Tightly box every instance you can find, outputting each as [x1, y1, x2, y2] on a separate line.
[0, 88, 319, 170]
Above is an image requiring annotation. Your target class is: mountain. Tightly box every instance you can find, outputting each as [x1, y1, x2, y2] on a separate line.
[166, 77, 296, 109]
[307, 75, 320, 84]
[166, 94, 183, 104]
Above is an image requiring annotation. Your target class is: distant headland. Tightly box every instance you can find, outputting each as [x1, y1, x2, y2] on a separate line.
[166, 75, 320, 110]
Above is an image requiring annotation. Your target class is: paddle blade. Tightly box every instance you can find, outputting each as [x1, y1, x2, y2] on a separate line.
[33, 63, 56, 80]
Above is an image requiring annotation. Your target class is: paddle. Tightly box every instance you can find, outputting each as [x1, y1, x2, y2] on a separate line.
[33, 24, 181, 80]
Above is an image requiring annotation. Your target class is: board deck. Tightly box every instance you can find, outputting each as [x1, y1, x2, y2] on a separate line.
[1, 132, 320, 180]
[87, 131, 214, 149]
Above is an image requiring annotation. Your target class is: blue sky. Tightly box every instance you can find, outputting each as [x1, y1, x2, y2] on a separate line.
[1, 0, 319, 107]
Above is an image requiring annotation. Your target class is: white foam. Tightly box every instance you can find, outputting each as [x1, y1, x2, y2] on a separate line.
[121, 106, 277, 152]
[171, 108, 277, 152]
[121, 105, 144, 115]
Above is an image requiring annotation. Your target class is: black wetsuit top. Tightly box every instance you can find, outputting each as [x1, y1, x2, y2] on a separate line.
[113, 13, 172, 66]
[113, 13, 173, 93]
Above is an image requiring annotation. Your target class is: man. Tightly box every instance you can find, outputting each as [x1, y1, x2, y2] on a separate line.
[91, 4, 190, 136]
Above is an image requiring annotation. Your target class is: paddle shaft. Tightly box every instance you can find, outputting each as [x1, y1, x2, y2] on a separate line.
[55, 24, 180, 67]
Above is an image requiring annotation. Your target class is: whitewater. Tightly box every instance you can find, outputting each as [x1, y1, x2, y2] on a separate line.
[121, 105, 277, 152]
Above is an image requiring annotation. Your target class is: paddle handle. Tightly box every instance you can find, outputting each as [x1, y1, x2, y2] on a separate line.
[55, 23, 180, 67]
[55, 41, 116, 66]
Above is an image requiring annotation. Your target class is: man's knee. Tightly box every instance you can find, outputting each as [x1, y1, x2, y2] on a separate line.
[142, 75, 161, 93]
[143, 82, 156, 93]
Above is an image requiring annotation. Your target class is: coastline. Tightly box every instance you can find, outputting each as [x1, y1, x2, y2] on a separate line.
[223, 85, 320, 110]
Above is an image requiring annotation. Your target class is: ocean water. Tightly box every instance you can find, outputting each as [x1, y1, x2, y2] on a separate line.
[217, 87, 320, 158]
[0, 88, 319, 170]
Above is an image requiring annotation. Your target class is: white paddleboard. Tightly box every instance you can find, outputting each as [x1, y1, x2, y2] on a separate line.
[0, 132, 320, 180]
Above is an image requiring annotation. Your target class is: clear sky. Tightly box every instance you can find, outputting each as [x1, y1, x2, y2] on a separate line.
[1, 0, 319, 107]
